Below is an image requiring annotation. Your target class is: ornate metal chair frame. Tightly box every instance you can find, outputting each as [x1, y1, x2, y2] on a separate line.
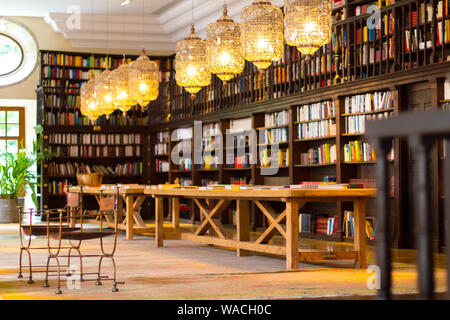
[42, 186, 123, 294]
[18, 192, 82, 284]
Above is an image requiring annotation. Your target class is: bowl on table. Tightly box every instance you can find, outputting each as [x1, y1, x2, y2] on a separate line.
[76, 173, 103, 187]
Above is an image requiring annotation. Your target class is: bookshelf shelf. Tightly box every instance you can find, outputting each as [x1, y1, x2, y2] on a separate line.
[295, 163, 337, 168]
[294, 136, 336, 142]
[341, 108, 395, 117]
[294, 117, 336, 125]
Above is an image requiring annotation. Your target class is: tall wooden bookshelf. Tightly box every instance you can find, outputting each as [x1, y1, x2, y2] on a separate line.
[38, 50, 174, 212]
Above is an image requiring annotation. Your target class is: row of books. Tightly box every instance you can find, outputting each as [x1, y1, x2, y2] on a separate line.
[202, 136, 219, 152]
[42, 66, 98, 80]
[260, 127, 289, 144]
[48, 180, 68, 195]
[201, 155, 220, 170]
[155, 159, 169, 172]
[203, 123, 221, 136]
[155, 131, 169, 143]
[48, 133, 142, 145]
[48, 161, 142, 176]
[154, 143, 168, 156]
[298, 213, 337, 235]
[344, 140, 376, 162]
[49, 145, 141, 158]
[297, 119, 337, 140]
[225, 153, 252, 169]
[44, 111, 147, 126]
[44, 94, 80, 108]
[260, 148, 290, 168]
[42, 52, 132, 69]
[264, 110, 289, 127]
[344, 111, 392, 134]
[296, 101, 335, 123]
[230, 177, 250, 185]
[344, 91, 394, 114]
[300, 144, 337, 166]
[175, 158, 193, 171]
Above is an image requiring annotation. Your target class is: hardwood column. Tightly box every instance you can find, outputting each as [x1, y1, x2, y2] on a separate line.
[155, 196, 164, 247]
[126, 196, 134, 240]
[285, 199, 299, 270]
[236, 200, 251, 257]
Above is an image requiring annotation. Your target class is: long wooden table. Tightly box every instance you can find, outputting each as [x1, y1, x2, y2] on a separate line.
[144, 187, 376, 270]
[67, 185, 150, 240]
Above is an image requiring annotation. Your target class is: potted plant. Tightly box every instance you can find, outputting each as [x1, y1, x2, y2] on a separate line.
[0, 126, 53, 223]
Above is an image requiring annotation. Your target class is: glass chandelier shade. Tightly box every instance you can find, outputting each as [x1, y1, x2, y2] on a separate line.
[111, 62, 136, 113]
[175, 26, 211, 95]
[129, 50, 159, 108]
[284, 0, 332, 56]
[95, 68, 116, 118]
[206, 5, 244, 83]
[240, 0, 284, 70]
[80, 77, 102, 121]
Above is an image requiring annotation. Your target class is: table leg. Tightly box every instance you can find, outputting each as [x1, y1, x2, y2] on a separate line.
[117, 196, 124, 224]
[353, 198, 367, 269]
[172, 197, 180, 234]
[286, 199, 299, 270]
[155, 196, 164, 247]
[236, 200, 251, 257]
[126, 196, 134, 240]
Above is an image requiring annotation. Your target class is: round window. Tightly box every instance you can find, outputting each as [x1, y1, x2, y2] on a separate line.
[0, 18, 38, 87]
[0, 34, 24, 76]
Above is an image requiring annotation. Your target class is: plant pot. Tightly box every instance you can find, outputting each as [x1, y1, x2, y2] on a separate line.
[0, 197, 19, 224]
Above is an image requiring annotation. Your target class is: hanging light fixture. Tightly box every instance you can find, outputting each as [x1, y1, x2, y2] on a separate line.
[206, 1, 244, 83]
[175, 0, 211, 95]
[111, 60, 136, 113]
[82, 76, 103, 121]
[284, 0, 332, 56]
[95, 64, 116, 118]
[240, 0, 284, 70]
[129, 50, 159, 108]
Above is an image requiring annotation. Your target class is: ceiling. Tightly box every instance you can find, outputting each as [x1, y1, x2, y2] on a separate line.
[0, 0, 284, 55]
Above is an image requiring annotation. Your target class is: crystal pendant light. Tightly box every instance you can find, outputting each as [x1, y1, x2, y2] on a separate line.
[206, 1, 244, 83]
[175, 25, 211, 95]
[82, 76, 102, 121]
[111, 59, 136, 113]
[240, 0, 284, 70]
[129, 50, 159, 108]
[95, 65, 116, 119]
[284, 0, 332, 56]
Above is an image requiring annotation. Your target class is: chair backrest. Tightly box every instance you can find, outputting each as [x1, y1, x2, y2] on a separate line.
[66, 192, 80, 209]
[99, 196, 115, 212]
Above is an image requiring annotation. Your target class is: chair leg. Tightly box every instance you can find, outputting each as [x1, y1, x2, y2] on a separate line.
[43, 256, 51, 288]
[96, 256, 104, 286]
[66, 248, 73, 276]
[25, 249, 33, 284]
[55, 257, 62, 295]
[110, 257, 119, 293]
[18, 249, 24, 279]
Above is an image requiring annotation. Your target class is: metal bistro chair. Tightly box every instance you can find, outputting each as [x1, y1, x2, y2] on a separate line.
[43, 186, 123, 294]
[18, 192, 82, 285]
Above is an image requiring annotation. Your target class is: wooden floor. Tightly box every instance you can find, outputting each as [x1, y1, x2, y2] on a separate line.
[0, 222, 447, 300]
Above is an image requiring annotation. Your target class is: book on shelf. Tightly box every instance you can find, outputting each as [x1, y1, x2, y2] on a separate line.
[260, 127, 289, 144]
[297, 101, 335, 122]
[48, 132, 141, 145]
[343, 211, 376, 240]
[344, 140, 394, 162]
[155, 159, 169, 172]
[344, 91, 394, 114]
[49, 145, 141, 158]
[264, 110, 289, 127]
[292, 182, 349, 189]
[173, 177, 193, 187]
[299, 144, 336, 165]
[299, 213, 313, 233]
[345, 111, 392, 134]
[48, 161, 142, 176]
[297, 119, 336, 140]
[48, 180, 68, 195]
[260, 148, 289, 168]
[230, 177, 250, 185]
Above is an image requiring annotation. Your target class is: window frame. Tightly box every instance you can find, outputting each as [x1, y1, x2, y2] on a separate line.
[0, 106, 25, 153]
[0, 33, 24, 77]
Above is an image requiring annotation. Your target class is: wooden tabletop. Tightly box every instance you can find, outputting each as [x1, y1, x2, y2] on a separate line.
[67, 185, 148, 195]
[144, 187, 376, 200]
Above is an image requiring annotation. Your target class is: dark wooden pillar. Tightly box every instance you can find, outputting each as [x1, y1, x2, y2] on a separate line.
[410, 135, 435, 300]
[375, 138, 392, 300]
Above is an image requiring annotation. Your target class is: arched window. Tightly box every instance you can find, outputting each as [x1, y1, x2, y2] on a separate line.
[0, 18, 38, 86]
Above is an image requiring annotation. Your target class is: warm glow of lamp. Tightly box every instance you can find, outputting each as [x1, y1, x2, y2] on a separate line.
[240, 0, 284, 70]
[206, 4, 244, 83]
[129, 50, 159, 109]
[284, 0, 332, 56]
[110, 62, 136, 113]
[175, 25, 211, 94]
[81, 77, 102, 121]
[95, 67, 116, 119]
